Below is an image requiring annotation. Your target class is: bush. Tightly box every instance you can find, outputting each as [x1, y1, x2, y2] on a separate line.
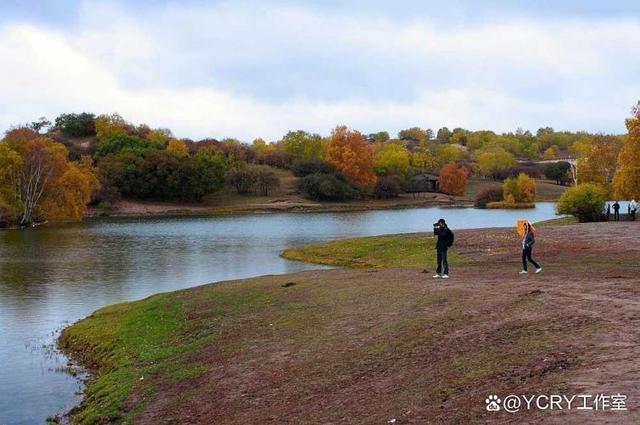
[556, 183, 606, 222]
[225, 167, 257, 194]
[298, 173, 359, 201]
[503, 173, 536, 203]
[374, 176, 402, 198]
[474, 187, 503, 208]
[253, 166, 280, 196]
[291, 158, 336, 177]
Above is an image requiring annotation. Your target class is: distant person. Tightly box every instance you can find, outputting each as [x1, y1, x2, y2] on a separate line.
[520, 222, 542, 274]
[613, 201, 621, 221]
[630, 199, 638, 221]
[432, 218, 454, 279]
[606, 203, 611, 221]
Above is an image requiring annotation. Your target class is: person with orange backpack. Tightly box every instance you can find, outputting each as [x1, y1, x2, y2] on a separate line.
[520, 221, 542, 274]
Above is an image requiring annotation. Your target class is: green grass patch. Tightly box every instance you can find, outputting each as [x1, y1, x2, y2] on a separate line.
[281, 233, 462, 268]
[534, 216, 577, 226]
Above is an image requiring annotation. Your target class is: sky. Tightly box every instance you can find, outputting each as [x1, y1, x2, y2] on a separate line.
[1, 0, 640, 141]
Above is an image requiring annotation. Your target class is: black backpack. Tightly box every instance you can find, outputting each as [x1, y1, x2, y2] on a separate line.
[447, 229, 454, 247]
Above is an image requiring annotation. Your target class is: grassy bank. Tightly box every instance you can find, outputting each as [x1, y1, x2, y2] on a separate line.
[281, 234, 462, 268]
[60, 222, 640, 423]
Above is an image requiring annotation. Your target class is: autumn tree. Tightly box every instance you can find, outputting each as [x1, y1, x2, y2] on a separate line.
[542, 145, 560, 160]
[575, 135, 623, 186]
[54, 113, 96, 137]
[167, 139, 189, 158]
[374, 143, 410, 177]
[438, 162, 469, 196]
[95, 113, 129, 141]
[325, 126, 376, 186]
[614, 103, 640, 199]
[503, 173, 536, 203]
[253, 165, 280, 196]
[398, 127, 431, 144]
[367, 131, 390, 144]
[436, 127, 452, 142]
[472, 145, 515, 178]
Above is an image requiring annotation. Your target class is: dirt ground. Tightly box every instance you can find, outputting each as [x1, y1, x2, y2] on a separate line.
[63, 222, 640, 424]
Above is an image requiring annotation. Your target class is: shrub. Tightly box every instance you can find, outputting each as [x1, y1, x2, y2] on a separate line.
[225, 167, 257, 194]
[556, 183, 606, 222]
[374, 175, 402, 198]
[298, 173, 359, 201]
[503, 173, 536, 203]
[253, 166, 280, 196]
[291, 158, 336, 177]
[474, 187, 503, 208]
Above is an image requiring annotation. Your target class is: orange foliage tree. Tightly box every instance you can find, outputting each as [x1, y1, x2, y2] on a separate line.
[0, 129, 100, 226]
[324, 125, 376, 186]
[438, 162, 469, 196]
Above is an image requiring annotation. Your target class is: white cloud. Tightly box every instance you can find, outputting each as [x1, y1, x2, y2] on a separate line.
[1, 2, 639, 140]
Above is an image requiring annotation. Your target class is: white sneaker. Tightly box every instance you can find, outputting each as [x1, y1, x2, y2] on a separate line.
[520, 270, 528, 274]
[442, 275, 449, 279]
[535, 268, 543, 274]
[433, 274, 441, 279]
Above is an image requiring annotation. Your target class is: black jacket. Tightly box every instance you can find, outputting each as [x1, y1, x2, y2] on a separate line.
[523, 232, 535, 250]
[434, 226, 453, 250]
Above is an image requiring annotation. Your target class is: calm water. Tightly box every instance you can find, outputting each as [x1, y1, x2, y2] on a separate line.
[0, 203, 559, 424]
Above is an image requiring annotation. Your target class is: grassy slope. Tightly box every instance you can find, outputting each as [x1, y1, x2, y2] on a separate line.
[281, 234, 461, 268]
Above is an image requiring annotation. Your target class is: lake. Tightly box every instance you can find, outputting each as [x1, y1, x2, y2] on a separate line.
[0, 203, 560, 424]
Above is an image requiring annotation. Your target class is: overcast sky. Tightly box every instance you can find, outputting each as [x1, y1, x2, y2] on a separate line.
[1, 0, 639, 141]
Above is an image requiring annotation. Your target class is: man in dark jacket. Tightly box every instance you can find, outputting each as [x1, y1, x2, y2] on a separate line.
[433, 218, 453, 279]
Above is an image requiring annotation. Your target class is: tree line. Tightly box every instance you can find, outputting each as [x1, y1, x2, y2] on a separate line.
[1, 108, 638, 227]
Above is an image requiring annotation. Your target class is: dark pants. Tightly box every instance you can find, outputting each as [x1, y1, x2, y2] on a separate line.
[614, 210, 620, 221]
[522, 247, 540, 271]
[436, 248, 449, 275]
[632, 209, 636, 221]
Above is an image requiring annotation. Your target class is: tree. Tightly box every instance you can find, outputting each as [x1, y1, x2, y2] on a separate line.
[225, 167, 257, 194]
[557, 183, 606, 222]
[291, 159, 336, 177]
[325, 126, 376, 186]
[253, 166, 280, 196]
[432, 144, 468, 169]
[410, 151, 438, 171]
[374, 143, 410, 177]
[29, 117, 52, 134]
[474, 187, 503, 208]
[614, 103, 640, 199]
[542, 145, 560, 160]
[398, 127, 429, 143]
[472, 145, 515, 178]
[54, 113, 96, 137]
[297, 173, 359, 201]
[503, 173, 536, 203]
[41, 159, 100, 220]
[576, 135, 622, 186]
[95, 134, 160, 158]
[437, 127, 452, 142]
[0, 143, 23, 224]
[544, 162, 572, 185]
[95, 113, 129, 141]
[280, 130, 323, 159]
[167, 139, 189, 158]
[438, 162, 468, 196]
[367, 131, 390, 144]
[374, 176, 402, 198]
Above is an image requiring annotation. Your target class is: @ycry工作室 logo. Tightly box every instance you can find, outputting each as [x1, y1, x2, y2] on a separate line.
[486, 395, 501, 411]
